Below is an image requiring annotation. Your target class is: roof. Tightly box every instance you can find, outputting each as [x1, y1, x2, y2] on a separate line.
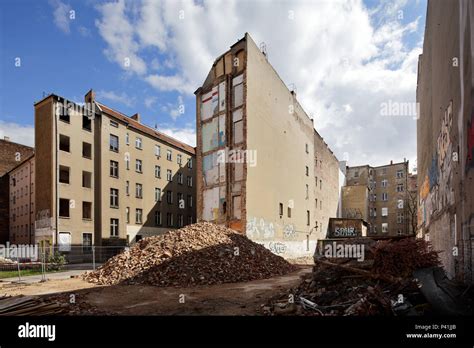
[96, 102, 195, 155]
[5, 153, 35, 176]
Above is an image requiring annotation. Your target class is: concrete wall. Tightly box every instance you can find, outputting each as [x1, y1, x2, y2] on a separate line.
[417, 0, 474, 283]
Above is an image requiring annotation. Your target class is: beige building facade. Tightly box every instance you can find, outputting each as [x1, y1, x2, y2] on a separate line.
[344, 161, 410, 237]
[34, 90, 196, 250]
[8, 155, 35, 244]
[195, 33, 341, 258]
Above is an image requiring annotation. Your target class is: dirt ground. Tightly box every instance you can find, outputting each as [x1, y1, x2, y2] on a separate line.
[0, 265, 311, 315]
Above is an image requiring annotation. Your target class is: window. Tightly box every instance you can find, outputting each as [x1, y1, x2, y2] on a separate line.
[110, 218, 119, 237]
[59, 106, 70, 123]
[155, 211, 162, 226]
[12, 177, 16, 187]
[397, 199, 404, 209]
[110, 134, 119, 152]
[82, 202, 92, 219]
[307, 210, 310, 226]
[125, 133, 129, 145]
[320, 179, 322, 189]
[381, 179, 388, 187]
[82, 115, 92, 131]
[126, 207, 130, 223]
[59, 198, 70, 218]
[306, 184, 309, 199]
[167, 149, 172, 161]
[233, 75, 243, 108]
[135, 137, 142, 149]
[166, 190, 173, 204]
[397, 213, 404, 224]
[153, 165, 161, 178]
[187, 176, 193, 187]
[315, 177, 318, 187]
[187, 195, 193, 208]
[110, 120, 119, 128]
[305, 166, 309, 176]
[382, 192, 388, 201]
[59, 134, 70, 152]
[396, 170, 404, 178]
[187, 158, 193, 169]
[125, 155, 130, 170]
[397, 230, 403, 236]
[110, 160, 119, 178]
[155, 145, 161, 156]
[370, 208, 377, 217]
[354, 171, 359, 178]
[82, 142, 92, 159]
[177, 193, 184, 208]
[178, 173, 183, 184]
[155, 188, 161, 202]
[188, 216, 193, 225]
[288, 207, 291, 218]
[136, 184, 143, 198]
[305, 143, 309, 153]
[382, 168, 387, 175]
[178, 214, 184, 227]
[110, 188, 119, 207]
[136, 159, 142, 173]
[58, 232, 71, 251]
[126, 181, 130, 196]
[167, 213, 173, 227]
[279, 203, 283, 216]
[371, 194, 377, 202]
[81, 232, 92, 253]
[382, 223, 388, 233]
[59, 166, 70, 184]
[320, 200, 322, 210]
[136, 209, 143, 224]
[167, 169, 172, 181]
[381, 207, 388, 217]
[177, 154, 182, 165]
[397, 184, 404, 192]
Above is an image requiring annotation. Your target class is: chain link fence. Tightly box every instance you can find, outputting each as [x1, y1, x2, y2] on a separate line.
[0, 245, 127, 282]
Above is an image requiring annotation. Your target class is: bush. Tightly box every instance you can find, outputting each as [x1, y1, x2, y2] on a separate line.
[47, 252, 66, 271]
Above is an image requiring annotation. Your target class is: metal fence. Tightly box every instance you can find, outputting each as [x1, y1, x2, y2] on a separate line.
[0, 245, 127, 282]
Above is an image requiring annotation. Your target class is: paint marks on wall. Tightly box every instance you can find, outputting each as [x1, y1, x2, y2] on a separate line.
[219, 82, 226, 112]
[203, 187, 219, 221]
[246, 217, 275, 239]
[202, 117, 218, 152]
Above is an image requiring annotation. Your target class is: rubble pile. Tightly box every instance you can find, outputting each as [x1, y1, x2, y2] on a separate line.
[84, 222, 296, 287]
[264, 238, 440, 316]
[0, 257, 16, 265]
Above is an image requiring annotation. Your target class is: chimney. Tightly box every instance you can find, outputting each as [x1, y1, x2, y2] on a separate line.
[390, 160, 393, 165]
[131, 113, 141, 123]
[85, 89, 95, 104]
[4, 136, 10, 141]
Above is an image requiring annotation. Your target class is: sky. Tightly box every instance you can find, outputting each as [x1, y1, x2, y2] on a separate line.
[0, 0, 426, 171]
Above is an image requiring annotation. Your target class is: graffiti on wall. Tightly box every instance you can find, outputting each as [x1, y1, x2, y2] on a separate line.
[268, 242, 287, 255]
[283, 224, 296, 239]
[467, 111, 474, 171]
[246, 217, 275, 239]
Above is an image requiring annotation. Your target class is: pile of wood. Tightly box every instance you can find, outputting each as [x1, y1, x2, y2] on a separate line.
[264, 237, 440, 316]
[0, 295, 64, 316]
[83, 222, 296, 287]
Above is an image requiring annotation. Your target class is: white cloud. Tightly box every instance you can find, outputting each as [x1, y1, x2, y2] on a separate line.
[160, 95, 185, 121]
[159, 127, 196, 147]
[0, 121, 34, 147]
[144, 96, 158, 109]
[95, 0, 422, 168]
[49, 0, 72, 34]
[78, 26, 91, 37]
[96, 90, 135, 108]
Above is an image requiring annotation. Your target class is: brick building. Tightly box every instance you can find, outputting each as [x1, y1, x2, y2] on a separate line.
[0, 138, 34, 243]
[34, 90, 196, 250]
[194, 33, 341, 258]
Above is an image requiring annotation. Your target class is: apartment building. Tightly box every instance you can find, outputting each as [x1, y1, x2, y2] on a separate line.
[195, 33, 340, 258]
[343, 160, 410, 236]
[34, 90, 196, 250]
[8, 155, 35, 244]
[416, 0, 474, 283]
[0, 137, 34, 243]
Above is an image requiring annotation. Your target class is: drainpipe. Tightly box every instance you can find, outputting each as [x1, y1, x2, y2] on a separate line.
[55, 98, 59, 247]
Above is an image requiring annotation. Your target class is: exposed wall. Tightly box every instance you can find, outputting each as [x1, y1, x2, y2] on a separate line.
[417, 0, 474, 283]
[341, 185, 369, 221]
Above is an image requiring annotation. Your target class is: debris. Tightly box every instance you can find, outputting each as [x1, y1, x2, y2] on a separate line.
[84, 222, 296, 287]
[0, 295, 64, 316]
[265, 237, 440, 316]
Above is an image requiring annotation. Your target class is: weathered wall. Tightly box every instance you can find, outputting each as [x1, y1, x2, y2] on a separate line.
[417, 0, 474, 283]
[341, 185, 369, 221]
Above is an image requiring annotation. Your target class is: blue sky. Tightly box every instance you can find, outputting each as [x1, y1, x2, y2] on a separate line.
[0, 0, 427, 169]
